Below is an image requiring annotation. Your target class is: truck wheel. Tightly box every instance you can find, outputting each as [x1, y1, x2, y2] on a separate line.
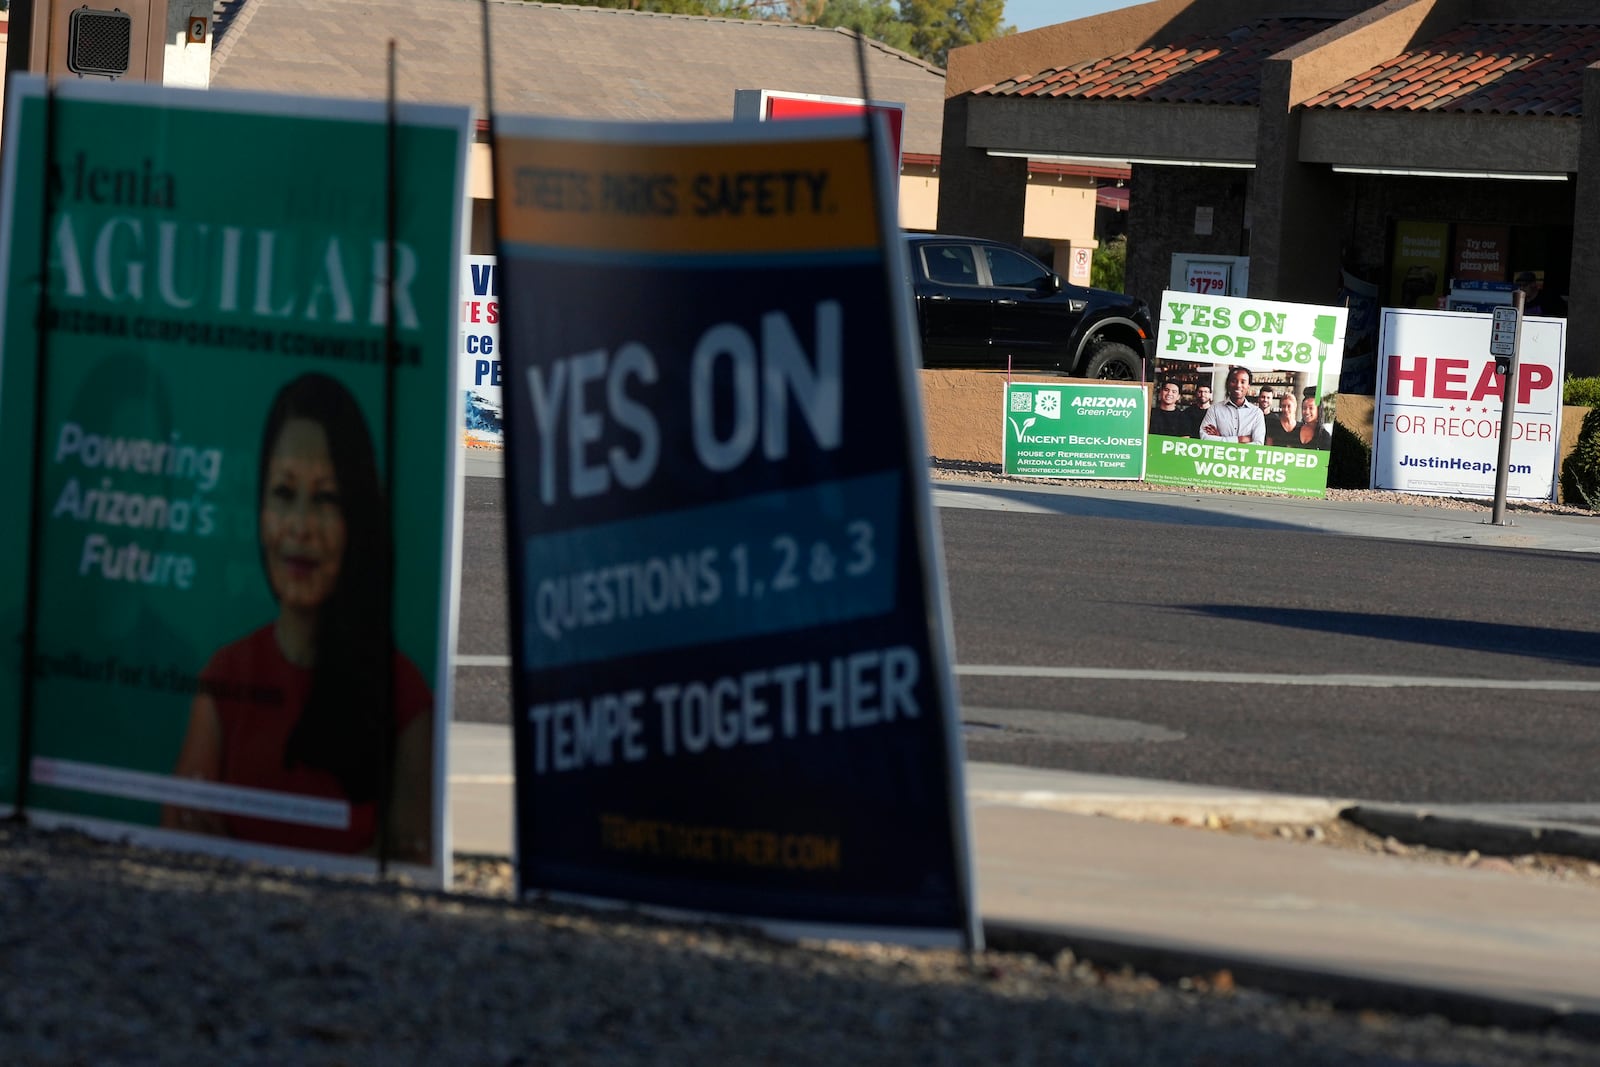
[1081, 341, 1141, 380]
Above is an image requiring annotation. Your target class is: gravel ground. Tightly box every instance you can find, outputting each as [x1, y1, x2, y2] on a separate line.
[3, 822, 1599, 1067]
[7, 472, 1595, 1065]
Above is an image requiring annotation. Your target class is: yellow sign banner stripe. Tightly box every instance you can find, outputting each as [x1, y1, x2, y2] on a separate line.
[494, 137, 881, 253]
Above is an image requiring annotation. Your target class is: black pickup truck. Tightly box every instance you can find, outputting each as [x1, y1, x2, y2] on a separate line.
[905, 233, 1155, 379]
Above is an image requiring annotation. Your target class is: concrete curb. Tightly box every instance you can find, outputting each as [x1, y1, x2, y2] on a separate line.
[968, 772, 1600, 865]
[969, 789, 1349, 826]
[981, 922, 1600, 1041]
[977, 791, 1600, 865]
[1342, 804, 1600, 863]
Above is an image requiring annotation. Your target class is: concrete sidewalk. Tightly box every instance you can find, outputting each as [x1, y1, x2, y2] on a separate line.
[447, 722, 1600, 1033]
[467, 449, 1600, 551]
[927, 478, 1600, 553]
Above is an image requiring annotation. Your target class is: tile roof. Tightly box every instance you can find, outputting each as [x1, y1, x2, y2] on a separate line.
[1302, 22, 1600, 116]
[209, 0, 947, 154]
[973, 17, 1335, 106]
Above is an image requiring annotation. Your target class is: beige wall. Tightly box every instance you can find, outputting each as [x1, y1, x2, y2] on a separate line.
[922, 375, 1591, 502]
[904, 168, 1093, 240]
[164, 1, 212, 88]
[1024, 174, 1097, 245]
[922, 370, 1150, 466]
[899, 164, 940, 230]
[470, 141, 493, 199]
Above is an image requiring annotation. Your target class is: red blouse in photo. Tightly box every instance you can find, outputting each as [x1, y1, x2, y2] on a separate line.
[200, 624, 431, 854]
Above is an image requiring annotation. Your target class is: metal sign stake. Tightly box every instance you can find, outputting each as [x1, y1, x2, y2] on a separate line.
[1488, 290, 1524, 526]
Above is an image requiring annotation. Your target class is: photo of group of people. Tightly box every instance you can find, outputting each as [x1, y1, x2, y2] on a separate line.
[1148, 364, 1333, 450]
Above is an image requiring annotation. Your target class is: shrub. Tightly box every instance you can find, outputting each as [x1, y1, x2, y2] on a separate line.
[1092, 236, 1126, 293]
[1563, 375, 1600, 408]
[1327, 418, 1370, 489]
[1559, 406, 1600, 511]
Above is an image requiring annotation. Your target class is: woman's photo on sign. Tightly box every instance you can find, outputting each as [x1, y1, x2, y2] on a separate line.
[163, 373, 434, 863]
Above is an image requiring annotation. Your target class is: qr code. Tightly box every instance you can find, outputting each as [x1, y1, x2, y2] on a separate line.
[1010, 392, 1033, 413]
[1034, 391, 1062, 419]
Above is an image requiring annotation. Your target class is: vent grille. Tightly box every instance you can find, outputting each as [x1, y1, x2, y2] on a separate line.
[67, 7, 133, 78]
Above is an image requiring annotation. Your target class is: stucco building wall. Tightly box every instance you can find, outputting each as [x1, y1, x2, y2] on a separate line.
[1128, 166, 1251, 312]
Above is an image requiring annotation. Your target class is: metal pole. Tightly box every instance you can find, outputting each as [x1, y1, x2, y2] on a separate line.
[1488, 289, 1524, 526]
[14, 44, 64, 823]
[375, 36, 399, 878]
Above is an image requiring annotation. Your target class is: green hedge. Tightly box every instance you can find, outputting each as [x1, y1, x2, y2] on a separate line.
[1564, 376, 1600, 408]
[1560, 406, 1600, 512]
[1327, 419, 1370, 489]
[1091, 236, 1126, 293]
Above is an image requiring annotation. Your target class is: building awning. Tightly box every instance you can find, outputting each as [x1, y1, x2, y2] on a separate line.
[1096, 185, 1129, 211]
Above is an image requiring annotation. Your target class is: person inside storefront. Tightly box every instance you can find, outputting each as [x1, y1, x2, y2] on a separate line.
[1515, 271, 1543, 315]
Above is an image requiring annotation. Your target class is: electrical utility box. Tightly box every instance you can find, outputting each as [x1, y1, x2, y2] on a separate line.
[21, 0, 169, 82]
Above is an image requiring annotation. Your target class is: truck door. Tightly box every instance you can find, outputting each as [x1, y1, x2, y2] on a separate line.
[984, 245, 1075, 368]
[914, 242, 990, 366]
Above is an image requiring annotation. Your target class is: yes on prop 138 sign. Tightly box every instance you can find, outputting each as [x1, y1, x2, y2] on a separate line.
[1150, 290, 1347, 498]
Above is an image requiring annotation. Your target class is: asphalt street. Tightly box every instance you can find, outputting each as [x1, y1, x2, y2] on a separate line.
[943, 505, 1600, 803]
[445, 461, 1600, 1031]
[454, 461, 1600, 807]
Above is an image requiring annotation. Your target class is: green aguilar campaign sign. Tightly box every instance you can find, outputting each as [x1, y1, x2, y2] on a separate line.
[0, 78, 470, 886]
[1149, 290, 1347, 497]
[1003, 382, 1146, 478]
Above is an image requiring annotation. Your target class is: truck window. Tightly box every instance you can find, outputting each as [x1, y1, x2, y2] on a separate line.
[985, 247, 1049, 289]
[924, 245, 977, 286]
